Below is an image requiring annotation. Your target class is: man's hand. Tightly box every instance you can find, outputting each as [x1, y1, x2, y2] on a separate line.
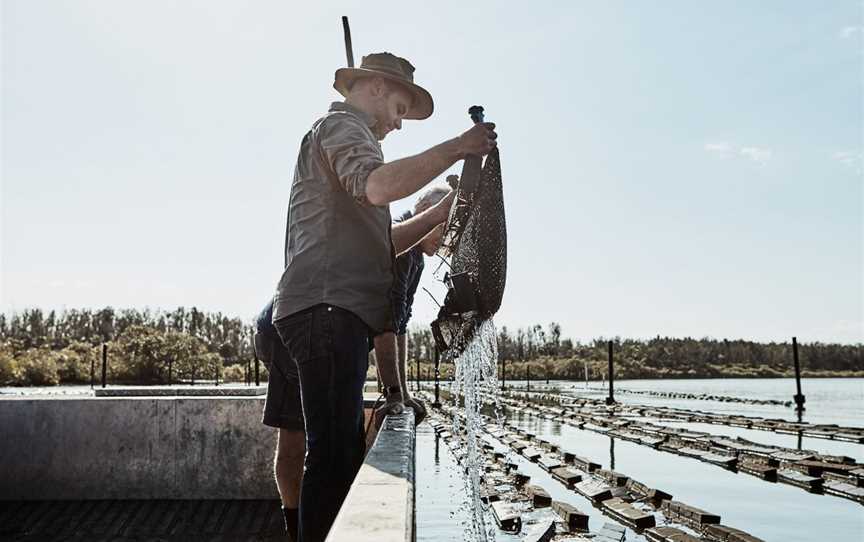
[405, 396, 428, 425]
[373, 392, 405, 429]
[428, 189, 455, 225]
[457, 122, 497, 157]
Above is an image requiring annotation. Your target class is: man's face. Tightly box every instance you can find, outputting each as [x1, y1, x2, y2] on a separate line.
[419, 223, 445, 256]
[371, 82, 413, 141]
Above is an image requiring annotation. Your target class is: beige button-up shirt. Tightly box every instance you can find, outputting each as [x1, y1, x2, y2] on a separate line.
[272, 102, 395, 332]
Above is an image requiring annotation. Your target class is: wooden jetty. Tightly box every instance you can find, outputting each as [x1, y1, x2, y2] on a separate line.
[660, 500, 720, 531]
[490, 501, 522, 532]
[510, 390, 864, 444]
[551, 501, 589, 531]
[645, 525, 702, 542]
[595, 522, 627, 542]
[500, 393, 864, 505]
[600, 497, 656, 530]
[431, 398, 771, 542]
[551, 466, 583, 488]
[704, 524, 767, 542]
[527, 485, 553, 508]
[523, 519, 556, 542]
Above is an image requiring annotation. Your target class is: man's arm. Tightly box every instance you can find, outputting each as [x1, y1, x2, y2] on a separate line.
[397, 332, 427, 424]
[365, 122, 497, 206]
[396, 333, 409, 395]
[391, 191, 454, 255]
[373, 333, 401, 394]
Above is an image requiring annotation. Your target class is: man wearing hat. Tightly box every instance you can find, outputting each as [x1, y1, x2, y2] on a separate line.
[271, 52, 497, 542]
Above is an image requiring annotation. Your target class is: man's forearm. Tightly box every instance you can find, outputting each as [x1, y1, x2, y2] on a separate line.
[391, 209, 440, 255]
[396, 333, 409, 396]
[366, 138, 461, 206]
[373, 333, 402, 392]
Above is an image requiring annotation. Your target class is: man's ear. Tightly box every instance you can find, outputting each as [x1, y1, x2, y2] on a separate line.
[369, 77, 389, 98]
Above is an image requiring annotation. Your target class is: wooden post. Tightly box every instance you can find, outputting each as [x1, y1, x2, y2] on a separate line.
[416, 355, 421, 392]
[501, 356, 506, 391]
[792, 337, 806, 412]
[100, 343, 107, 388]
[254, 351, 260, 387]
[433, 345, 441, 407]
[168, 358, 173, 386]
[90, 350, 95, 390]
[609, 436, 616, 470]
[605, 341, 615, 405]
[527, 364, 531, 394]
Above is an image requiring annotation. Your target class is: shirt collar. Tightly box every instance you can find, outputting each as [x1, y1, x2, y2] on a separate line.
[330, 101, 377, 129]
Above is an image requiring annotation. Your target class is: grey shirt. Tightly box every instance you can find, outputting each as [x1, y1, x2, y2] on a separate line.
[272, 102, 395, 332]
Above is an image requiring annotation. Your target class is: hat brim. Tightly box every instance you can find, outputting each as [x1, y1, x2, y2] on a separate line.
[334, 67, 434, 120]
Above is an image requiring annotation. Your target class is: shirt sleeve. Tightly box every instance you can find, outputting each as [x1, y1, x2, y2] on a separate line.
[391, 252, 412, 332]
[401, 258, 422, 333]
[317, 113, 384, 205]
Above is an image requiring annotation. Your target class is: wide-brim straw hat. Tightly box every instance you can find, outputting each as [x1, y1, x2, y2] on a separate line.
[334, 52, 434, 120]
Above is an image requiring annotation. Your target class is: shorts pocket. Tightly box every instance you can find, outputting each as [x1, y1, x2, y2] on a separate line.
[274, 310, 312, 366]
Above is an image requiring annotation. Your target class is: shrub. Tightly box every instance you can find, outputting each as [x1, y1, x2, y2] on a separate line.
[0, 343, 19, 385]
[55, 342, 98, 383]
[221, 364, 246, 383]
[16, 349, 60, 386]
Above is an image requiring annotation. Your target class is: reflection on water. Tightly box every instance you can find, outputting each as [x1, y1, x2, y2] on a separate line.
[416, 423, 473, 541]
[416, 379, 864, 541]
[505, 410, 864, 541]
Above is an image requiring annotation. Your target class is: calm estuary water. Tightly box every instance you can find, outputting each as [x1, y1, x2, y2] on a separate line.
[416, 378, 864, 541]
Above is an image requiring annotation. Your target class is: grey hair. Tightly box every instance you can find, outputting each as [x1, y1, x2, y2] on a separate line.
[414, 184, 450, 214]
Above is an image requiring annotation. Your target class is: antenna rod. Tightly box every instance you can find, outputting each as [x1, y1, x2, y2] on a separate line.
[342, 16, 355, 67]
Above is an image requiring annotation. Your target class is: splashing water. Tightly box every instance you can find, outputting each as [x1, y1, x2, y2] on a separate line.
[450, 318, 499, 542]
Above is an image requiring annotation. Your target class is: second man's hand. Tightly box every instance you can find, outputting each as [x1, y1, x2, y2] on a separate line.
[428, 189, 456, 225]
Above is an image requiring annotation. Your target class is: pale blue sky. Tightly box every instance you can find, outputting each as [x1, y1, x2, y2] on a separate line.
[2, 1, 862, 343]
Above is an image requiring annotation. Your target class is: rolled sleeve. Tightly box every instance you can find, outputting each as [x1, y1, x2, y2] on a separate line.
[317, 114, 384, 205]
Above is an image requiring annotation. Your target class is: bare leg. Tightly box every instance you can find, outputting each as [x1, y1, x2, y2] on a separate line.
[275, 428, 304, 541]
[275, 428, 305, 507]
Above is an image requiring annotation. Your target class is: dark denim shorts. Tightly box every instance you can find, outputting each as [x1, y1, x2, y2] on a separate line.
[256, 301, 304, 431]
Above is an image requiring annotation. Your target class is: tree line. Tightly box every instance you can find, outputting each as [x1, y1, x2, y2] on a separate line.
[0, 307, 257, 386]
[405, 323, 863, 379]
[0, 308, 861, 386]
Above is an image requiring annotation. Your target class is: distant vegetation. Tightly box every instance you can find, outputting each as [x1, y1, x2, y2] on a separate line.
[0, 309, 860, 386]
[405, 323, 863, 381]
[0, 307, 261, 386]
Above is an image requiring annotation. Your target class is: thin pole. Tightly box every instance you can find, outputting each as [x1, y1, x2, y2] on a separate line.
[416, 355, 420, 392]
[605, 341, 615, 405]
[501, 356, 506, 391]
[341, 16, 355, 67]
[254, 351, 260, 387]
[101, 344, 107, 388]
[527, 364, 530, 394]
[433, 345, 441, 407]
[609, 436, 616, 470]
[90, 350, 95, 390]
[792, 337, 806, 412]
